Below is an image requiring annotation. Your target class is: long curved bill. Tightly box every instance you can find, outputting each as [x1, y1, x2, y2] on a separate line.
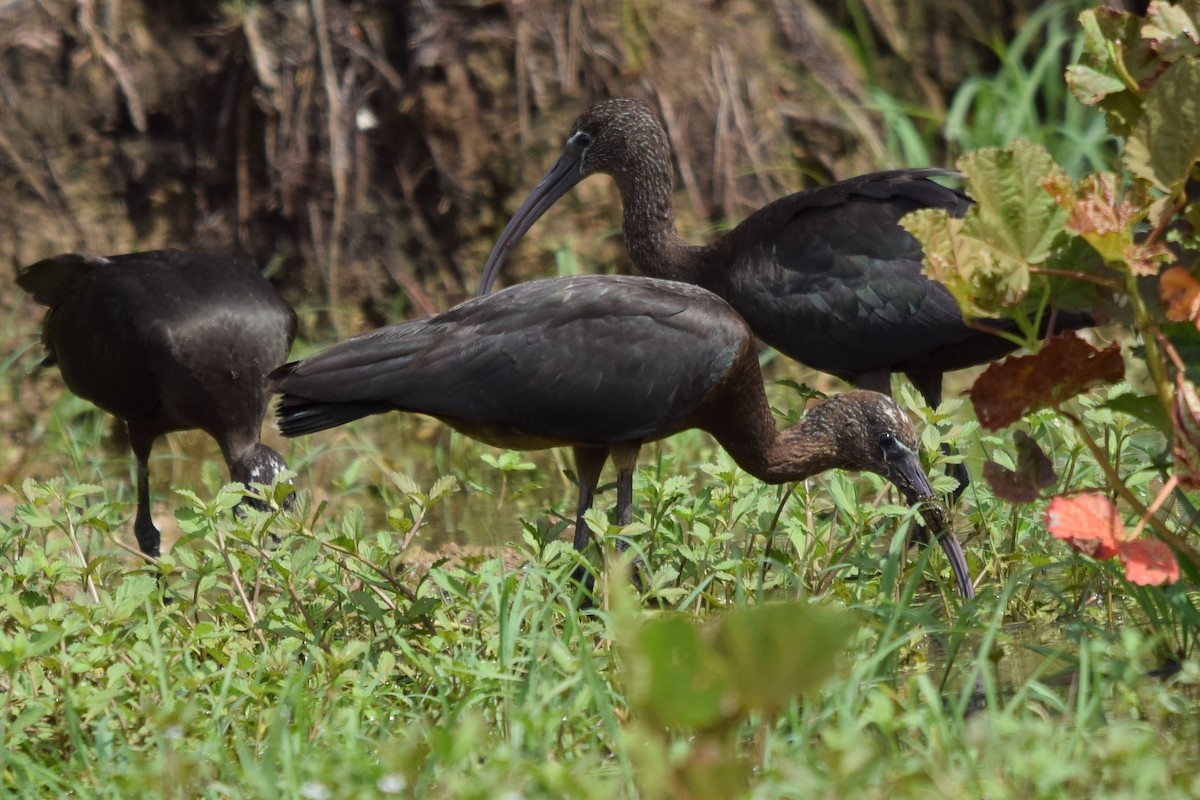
[476, 145, 586, 297]
[890, 449, 975, 600]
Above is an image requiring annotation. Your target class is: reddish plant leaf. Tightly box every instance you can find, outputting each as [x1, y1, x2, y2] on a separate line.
[968, 332, 1126, 430]
[1045, 493, 1123, 560]
[1120, 538, 1181, 586]
[1045, 493, 1182, 585]
[1161, 267, 1200, 329]
[982, 431, 1057, 503]
[1057, 173, 1135, 238]
[1044, 172, 1169, 276]
[1123, 240, 1172, 276]
[1173, 376, 1200, 490]
[982, 463, 1035, 503]
[1014, 430, 1057, 488]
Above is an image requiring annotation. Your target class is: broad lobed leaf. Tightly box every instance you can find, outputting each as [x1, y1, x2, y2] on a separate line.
[968, 332, 1126, 430]
[1125, 58, 1200, 192]
[958, 144, 1071, 263]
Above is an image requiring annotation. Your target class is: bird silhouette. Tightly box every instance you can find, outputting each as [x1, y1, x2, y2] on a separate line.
[271, 275, 973, 597]
[18, 249, 297, 557]
[475, 97, 1091, 417]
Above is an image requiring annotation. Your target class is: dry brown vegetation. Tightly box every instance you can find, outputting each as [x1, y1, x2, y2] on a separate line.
[1, 0, 1053, 334]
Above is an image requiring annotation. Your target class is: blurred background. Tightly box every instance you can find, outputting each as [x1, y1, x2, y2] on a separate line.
[0, 0, 1121, 332]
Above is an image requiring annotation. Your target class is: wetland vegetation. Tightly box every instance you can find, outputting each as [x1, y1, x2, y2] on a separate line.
[2, 1, 1199, 797]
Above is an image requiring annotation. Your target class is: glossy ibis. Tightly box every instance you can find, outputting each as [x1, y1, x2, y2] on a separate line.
[270, 275, 973, 598]
[475, 98, 1090, 414]
[18, 250, 298, 557]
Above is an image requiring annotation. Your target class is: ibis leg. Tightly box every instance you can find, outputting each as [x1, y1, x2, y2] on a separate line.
[129, 425, 161, 558]
[611, 445, 645, 590]
[571, 446, 608, 552]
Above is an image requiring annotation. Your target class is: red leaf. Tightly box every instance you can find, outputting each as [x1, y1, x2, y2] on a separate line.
[1045, 493, 1123, 560]
[982, 430, 1057, 503]
[1045, 493, 1181, 585]
[969, 332, 1126, 430]
[1119, 539, 1181, 586]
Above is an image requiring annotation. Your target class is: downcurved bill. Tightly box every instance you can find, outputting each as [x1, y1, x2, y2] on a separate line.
[889, 449, 975, 600]
[476, 147, 586, 297]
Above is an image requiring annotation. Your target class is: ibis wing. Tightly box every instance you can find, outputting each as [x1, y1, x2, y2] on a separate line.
[273, 276, 747, 444]
[723, 170, 998, 376]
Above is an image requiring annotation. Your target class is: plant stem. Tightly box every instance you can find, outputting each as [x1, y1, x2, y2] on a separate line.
[213, 525, 268, 648]
[1123, 269, 1176, 419]
[66, 518, 100, 604]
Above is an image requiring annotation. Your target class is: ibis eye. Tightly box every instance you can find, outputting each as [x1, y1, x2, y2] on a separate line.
[569, 131, 594, 149]
[878, 432, 896, 449]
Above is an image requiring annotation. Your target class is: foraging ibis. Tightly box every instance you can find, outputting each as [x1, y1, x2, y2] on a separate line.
[18, 250, 298, 557]
[475, 98, 1090, 413]
[270, 275, 973, 598]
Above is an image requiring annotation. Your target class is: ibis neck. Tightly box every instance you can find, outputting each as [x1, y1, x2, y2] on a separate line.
[701, 359, 845, 484]
[612, 161, 711, 286]
[722, 417, 843, 485]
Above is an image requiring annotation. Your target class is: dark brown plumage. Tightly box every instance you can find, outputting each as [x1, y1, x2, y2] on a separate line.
[270, 275, 973, 597]
[18, 249, 298, 557]
[475, 98, 1091, 414]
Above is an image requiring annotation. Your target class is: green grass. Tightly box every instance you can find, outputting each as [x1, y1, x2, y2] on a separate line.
[3, 329, 1199, 797]
[865, 0, 1116, 174]
[1, 10, 1193, 791]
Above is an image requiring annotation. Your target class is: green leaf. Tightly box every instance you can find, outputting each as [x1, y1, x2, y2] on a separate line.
[627, 613, 726, 730]
[17, 589, 47, 609]
[906, 207, 1031, 315]
[428, 474, 460, 503]
[1104, 392, 1173, 434]
[375, 649, 396, 679]
[1142, 2, 1200, 63]
[623, 601, 850, 732]
[15, 504, 56, 530]
[903, 142, 1069, 315]
[711, 602, 852, 715]
[175, 506, 209, 536]
[289, 538, 322, 581]
[174, 488, 205, 509]
[65, 484, 104, 502]
[112, 575, 158, 620]
[1125, 59, 1200, 192]
[1065, 64, 1127, 105]
[214, 486, 245, 511]
[958, 143, 1069, 263]
[1070, 8, 1155, 136]
[20, 477, 48, 503]
[349, 588, 384, 622]
[388, 471, 420, 496]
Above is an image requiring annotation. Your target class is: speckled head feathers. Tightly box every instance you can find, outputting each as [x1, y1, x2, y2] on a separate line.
[569, 98, 670, 180]
[802, 391, 918, 461]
